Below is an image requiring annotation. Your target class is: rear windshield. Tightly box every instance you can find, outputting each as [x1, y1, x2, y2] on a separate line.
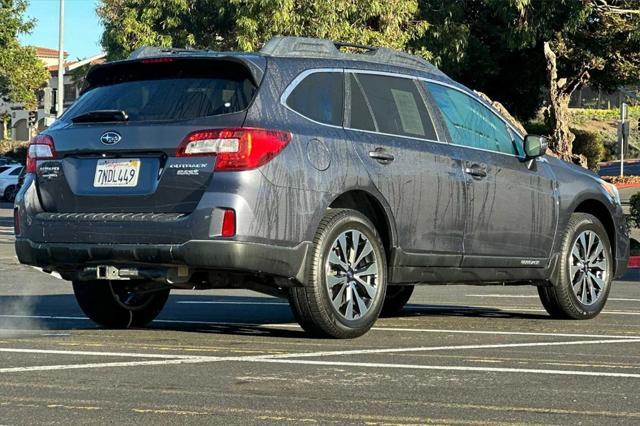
[63, 59, 257, 123]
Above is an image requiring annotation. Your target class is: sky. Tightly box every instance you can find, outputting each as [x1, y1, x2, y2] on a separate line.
[19, 0, 103, 60]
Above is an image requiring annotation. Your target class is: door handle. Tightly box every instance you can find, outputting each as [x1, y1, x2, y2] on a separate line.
[464, 164, 488, 179]
[369, 148, 395, 164]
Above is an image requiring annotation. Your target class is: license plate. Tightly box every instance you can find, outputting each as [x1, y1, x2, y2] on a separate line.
[94, 159, 141, 188]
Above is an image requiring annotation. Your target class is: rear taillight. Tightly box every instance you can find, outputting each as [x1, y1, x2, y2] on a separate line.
[177, 128, 292, 171]
[26, 134, 56, 173]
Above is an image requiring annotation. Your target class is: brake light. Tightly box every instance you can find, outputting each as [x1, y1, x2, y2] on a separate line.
[177, 128, 292, 171]
[141, 57, 175, 64]
[26, 134, 56, 173]
[221, 209, 236, 237]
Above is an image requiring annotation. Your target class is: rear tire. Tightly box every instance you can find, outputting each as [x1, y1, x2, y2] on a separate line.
[381, 285, 414, 317]
[72, 280, 170, 328]
[288, 209, 387, 338]
[537, 213, 613, 320]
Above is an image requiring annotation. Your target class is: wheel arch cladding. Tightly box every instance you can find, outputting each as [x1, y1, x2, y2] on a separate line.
[329, 190, 395, 260]
[574, 199, 616, 260]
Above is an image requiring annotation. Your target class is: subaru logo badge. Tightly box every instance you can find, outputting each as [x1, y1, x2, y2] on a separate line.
[100, 131, 121, 145]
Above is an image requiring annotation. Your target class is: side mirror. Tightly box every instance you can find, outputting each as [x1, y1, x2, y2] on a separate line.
[524, 135, 549, 158]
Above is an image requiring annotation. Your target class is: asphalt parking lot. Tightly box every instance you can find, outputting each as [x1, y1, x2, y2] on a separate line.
[1, 202, 640, 425]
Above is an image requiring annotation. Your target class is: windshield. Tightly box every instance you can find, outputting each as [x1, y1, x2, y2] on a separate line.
[63, 59, 257, 123]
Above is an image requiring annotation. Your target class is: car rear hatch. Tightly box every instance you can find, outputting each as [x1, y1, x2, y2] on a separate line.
[34, 55, 264, 214]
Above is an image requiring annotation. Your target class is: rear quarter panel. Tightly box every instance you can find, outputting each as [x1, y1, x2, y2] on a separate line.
[243, 58, 387, 244]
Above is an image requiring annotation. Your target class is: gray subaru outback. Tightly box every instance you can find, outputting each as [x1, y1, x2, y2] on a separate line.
[14, 37, 629, 338]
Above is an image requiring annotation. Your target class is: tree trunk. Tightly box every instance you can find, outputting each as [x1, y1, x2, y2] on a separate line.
[1, 116, 7, 141]
[543, 42, 590, 167]
[544, 42, 574, 159]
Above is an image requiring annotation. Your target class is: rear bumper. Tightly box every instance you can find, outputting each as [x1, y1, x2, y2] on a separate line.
[15, 238, 310, 284]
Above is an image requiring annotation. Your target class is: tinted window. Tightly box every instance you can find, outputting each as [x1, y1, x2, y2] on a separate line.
[357, 74, 436, 139]
[0, 166, 10, 174]
[63, 60, 257, 123]
[287, 72, 344, 126]
[427, 83, 517, 155]
[9, 167, 23, 176]
[348, 74, 376, 131]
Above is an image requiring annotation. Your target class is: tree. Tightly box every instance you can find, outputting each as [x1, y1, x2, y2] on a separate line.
[98, 0, 430, 60]
[419, 0, 640, 162]
[539, 1, 640, 160]
[0, 0, 49, 109]
[414, 1, 548, 121]
[229, 0, 428, 54]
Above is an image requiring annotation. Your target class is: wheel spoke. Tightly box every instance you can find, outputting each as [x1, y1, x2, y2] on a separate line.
[332, 283, 347, 311]
[350, 230, 361, 266]
[585, 232, 594, 260]
[589, 244, 604, 263]
[570, 264, 581, 280]
[352, 240, 373, 270]
[328, 250, 348, 272]
[327, 274, 347, 288]
[589, 272, 604, 290]
[354, 289, 368, 318]
[354, 275, 377, 299]
[581, 277, 588, 304]
[572, 270, 585, 291]
[571, 245, 582, 262]
[355, 261, 378, 278]
[587, 277, 597, 302]
[337, 233, 349, 264]
[579, 233, 588, 259]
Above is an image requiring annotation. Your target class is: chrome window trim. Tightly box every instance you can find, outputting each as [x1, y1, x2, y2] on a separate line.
[280, 67, 529, 159]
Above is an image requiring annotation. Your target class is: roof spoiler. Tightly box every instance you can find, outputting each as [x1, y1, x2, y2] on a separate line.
[82, 47, 266, 88]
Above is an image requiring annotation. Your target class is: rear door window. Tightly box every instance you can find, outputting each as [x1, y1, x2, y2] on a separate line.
[63, 59, 258, 123]
[347, 74, 377, 132]
[356, 74, 437, 140]
[9, 167, 23, 176]
[427, 83, 518, 155]
[286, 72, 344, 126]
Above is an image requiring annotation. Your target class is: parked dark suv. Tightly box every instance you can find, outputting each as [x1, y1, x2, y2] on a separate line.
[14, 37, 629, 338]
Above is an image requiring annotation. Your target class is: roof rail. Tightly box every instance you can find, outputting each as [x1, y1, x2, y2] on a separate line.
[260, 36, 442, 74]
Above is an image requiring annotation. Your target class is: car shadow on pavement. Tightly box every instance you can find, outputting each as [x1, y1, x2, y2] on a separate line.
[396, 304, 549, 320]
[0, 293, 550, 339]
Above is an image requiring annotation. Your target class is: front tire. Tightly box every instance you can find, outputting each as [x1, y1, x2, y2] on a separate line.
[538, 213, 613, 320]
[72, 280, 170, 328]
[289, 209, 387, 338]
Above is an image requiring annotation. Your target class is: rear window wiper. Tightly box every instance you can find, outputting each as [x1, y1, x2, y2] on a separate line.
[71, 110, 129, 123]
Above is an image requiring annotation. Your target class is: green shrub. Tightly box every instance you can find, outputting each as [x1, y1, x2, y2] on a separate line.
[572, 129, 605, 171]
[524, 120, 550, 136]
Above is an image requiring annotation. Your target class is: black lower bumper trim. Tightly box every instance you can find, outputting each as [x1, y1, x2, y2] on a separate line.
[15, 239, 310, 284]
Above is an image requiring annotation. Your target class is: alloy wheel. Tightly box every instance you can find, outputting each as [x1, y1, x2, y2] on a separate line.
[570, 230, 608, 306]
[325, 229, 380, 321]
